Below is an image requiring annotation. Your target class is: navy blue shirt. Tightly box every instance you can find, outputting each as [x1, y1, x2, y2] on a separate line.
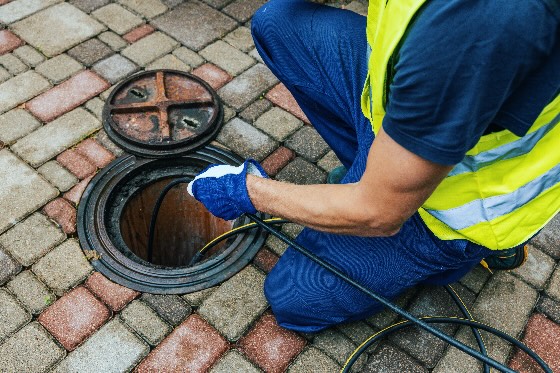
[382, 0, 560, 165]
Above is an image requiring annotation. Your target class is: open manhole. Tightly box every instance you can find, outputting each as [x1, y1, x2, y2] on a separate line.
[78, 71, 268, 294]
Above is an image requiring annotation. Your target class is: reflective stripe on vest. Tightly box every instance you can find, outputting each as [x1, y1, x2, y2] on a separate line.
[361, 0, 560, 250]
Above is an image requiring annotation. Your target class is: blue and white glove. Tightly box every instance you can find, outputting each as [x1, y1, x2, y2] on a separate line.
[187, 159, 268, 220]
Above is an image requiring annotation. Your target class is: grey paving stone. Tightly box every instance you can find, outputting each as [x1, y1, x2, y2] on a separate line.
[313, 329, 366, 370]
[345, 0, 368, 16]
[161, 0, 184, 7]
[98, 31, 128, 51]
[459, 264, 491, 294]
[118, 0, 168, 18]
[12, 108, 101, 167]
[67, 38, 113, 67]
[0, 71, 50, 114]
[218, 63, 278, 110]
[0, 322, 65, 373]
[363, 344, 427, 373]
[141, 294, 192, 326]
[52, 319, 149, 373]
[95, 129, 125, 156]
[255, 107, 303, 141]
[216, 117, 277, 161]
[32, 239, 93, 295]
[240, 98, 272, 123]
[85, 97, 105, 121]
[511, 245, 555, 289]
[200, 40, 255, 76]
[201, 0, 235, 9]
[38, 160, 79, 192]
[223, 105, 236, 123]
[317, 150, 343, 172]
[120, 300, 171, 346]
[121, 31, 179, 66]
[7, 270, 55, 315]
[530, 214, 560, 259]
[265, 234, 289, 256]
[285, 126, 330, 162]
[198, 265, 267, 341]
[12, 3, 105, 57]
[389, 285, 475, 368]
[146, 54, 191, 72]
[0, 212, 65, 266]
[547, 266, 560, 302]
[366, 291, 418, 330]
[0, 67, 10, 84]
[93, 54, 138, 84]
[433, 272, 538, 373]
[537, 295, 560, 324]
[336, 320, 377, 346]
[0, 289, 30, 342]
[35, 54, 83, 84]
[223, 0, 266, 23]
[288, 347, 340, 373]
[249, 47, 264, 64]
[276, 157, 327, 184]
[224, 26, 254, 52]
[0, 53, 29, 74]
[0, 150, 58, 234]
[172, 46, 205, 68]
[281, 222, 304, 238]
[12, 45, 45, 67]
[152, 1, 237, 51]
[182, 286, 217, 307]
[0, 0, 62, 24]
[92, 3, 143, 35]
[0, 248, 21, 285]
[210, 349, 260, 373]
[0, 108, 41, 145]
[70, 0, 110, 13]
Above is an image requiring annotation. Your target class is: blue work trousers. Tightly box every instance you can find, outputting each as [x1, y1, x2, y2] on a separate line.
[251, 0, 493, 333]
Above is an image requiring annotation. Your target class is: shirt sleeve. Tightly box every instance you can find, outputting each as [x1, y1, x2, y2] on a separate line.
[382, 0, 559, 165]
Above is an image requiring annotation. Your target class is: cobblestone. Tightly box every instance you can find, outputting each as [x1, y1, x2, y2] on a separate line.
[537, 296, 560, 324]
[95, 129, 125, 156]
[0, 0, 62, 24]
[38, 286, 111, 351]
[531, 214, 560, 259]
[32, 240, 93, 295]
[202, 0, 235, 9]
[93, 54, 138, 84]
[240, 98, 272, 123]
[313, 329, 366, 370]
[12, 108, 101, 167]
[98, 30, 127, 51]
[210, 349, 260, 373]
[182, 287, 217, 307]
[121, 31, 179, 66]
[459, 264, 492, 294]
[63, 175, 93, 206]
[0, 288, 31, 342]
[35, 54, 83, 84]
[6, 270, 55, 315]
[52, 319, 149, 373]
[12, 45, 44, 67]
[0, 71, 50, 114]
[147, 54, 191, 72]
[57, 149, 97, 179]
[70, 0, 110, 13]
[0, 248, 21, 285]
[336, 320, 376, 346]
[12, 3, 105, 57]
[255, 107, 303, 141]
[76, 138, 115, 168]
[253, 247, 279, 273]
[198, 265, 267, 341]
[223, 0, 266, 23]
[285, 127, 332, 164]
[0, 53, 28, 74]
[219, 63, 278, 110]
[0, 322, 65, 373]
[276, 157, 326, 184]
[224, 26, 254, 52]
[43, 198, 77, 234]
[512, 245, 555, 289]
[548, 266, 560, 302]
[85, 97, 104, 120]
[0, 66, 10, 83]
[217, 117, 277, 161]
[201, 40, 255, 76]
[85, 272, 139, 311]
[173, 46, 205, 68]
[153, 2, 237, 51]
[118, 0, 167, 18]
[67, 38, 113, 66]
[192, 63, 232, 90]
[266, 83, 309, 123]
[141, 293, 192, 326]
[261, 146, 295, 177]
[122, 24, 156, 43]
[0, 108, 40, 145]
[364, 344, 427, 373]
[120, 300, 171, 346]
[92, 3, 143, 35]
[0, 149, 58, 233]
[288, 347, 340, 373]
[317, 150, 343, 172]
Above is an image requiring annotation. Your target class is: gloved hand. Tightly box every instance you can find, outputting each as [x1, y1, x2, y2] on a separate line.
[187, 159, 268, 220]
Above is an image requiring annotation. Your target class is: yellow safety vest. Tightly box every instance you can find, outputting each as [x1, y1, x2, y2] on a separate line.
[361, 0, 560, 250]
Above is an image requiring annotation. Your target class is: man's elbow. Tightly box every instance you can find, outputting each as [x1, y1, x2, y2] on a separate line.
[361, 213, 404, 237]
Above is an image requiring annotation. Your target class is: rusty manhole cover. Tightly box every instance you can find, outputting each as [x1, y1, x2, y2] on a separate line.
[102, 69, 223, 158]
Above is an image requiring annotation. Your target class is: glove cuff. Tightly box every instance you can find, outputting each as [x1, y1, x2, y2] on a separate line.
[240, 159, 268, 214]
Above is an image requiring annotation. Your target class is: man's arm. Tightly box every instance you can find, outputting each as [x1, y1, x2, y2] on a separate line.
[247, 127, 453, 236]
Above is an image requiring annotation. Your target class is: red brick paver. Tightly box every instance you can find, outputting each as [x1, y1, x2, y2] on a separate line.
[136, 314, 229, 373]
[57, 149, 97, 179]
[86, 272, 139, 312]
[266, 83, 310, 124]
[0, 30, 23, 55]
[261, 146, 295, 177]
[509, 313, 560, 373]
[38, 287, 111, 351]
[43, 198, 77, 234]
[27, 70, 109, 122]
[238, 313, 307, 373]
[123, 24, 156, 43]
[0, 0, 13, 5]
[76, 138, 115, 168]
[193, 63, 232, 91]
[63, 175, 93, 206]
[253, 247, 279, 273]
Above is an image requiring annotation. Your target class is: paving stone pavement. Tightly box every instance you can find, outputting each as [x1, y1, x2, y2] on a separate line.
[0, 0, 559, 372]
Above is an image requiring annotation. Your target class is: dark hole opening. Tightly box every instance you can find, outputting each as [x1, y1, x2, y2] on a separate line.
[119, 178, 234, 267]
